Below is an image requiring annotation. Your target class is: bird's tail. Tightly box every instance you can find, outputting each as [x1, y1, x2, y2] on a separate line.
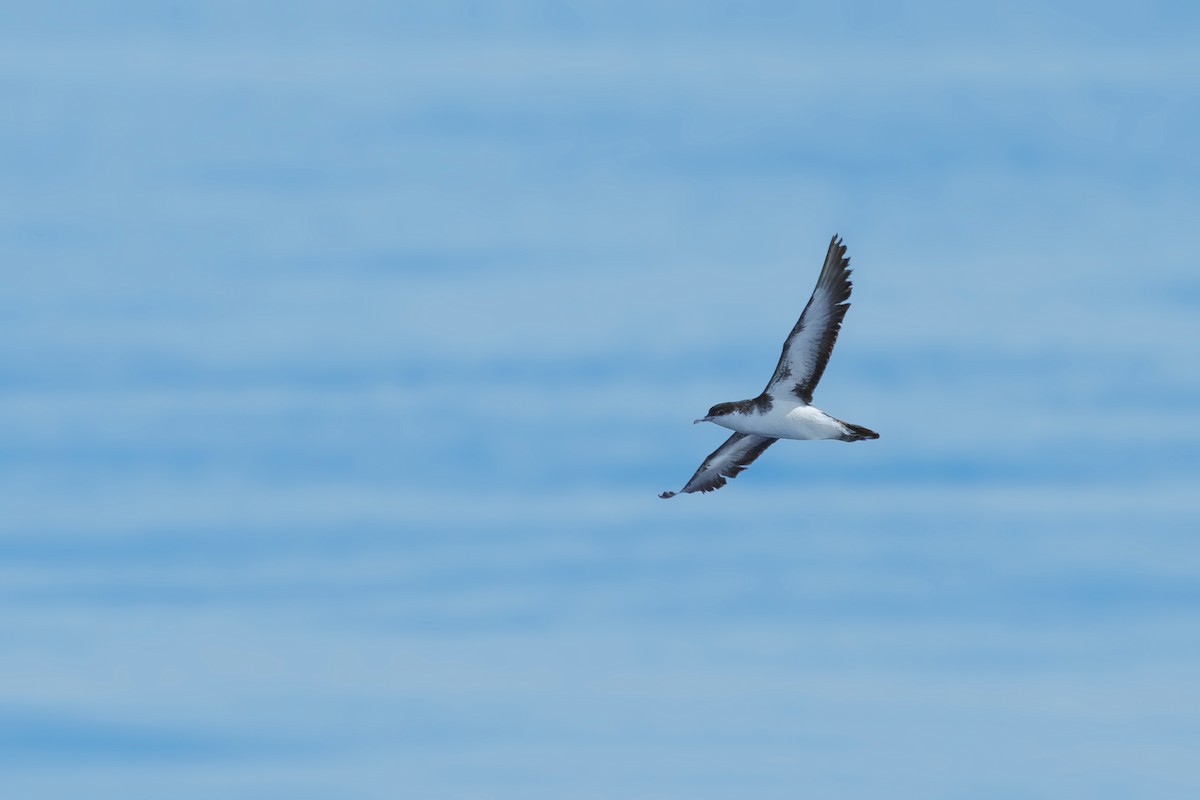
[839, 421, 880, 442]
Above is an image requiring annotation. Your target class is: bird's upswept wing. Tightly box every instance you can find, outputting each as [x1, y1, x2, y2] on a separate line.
[762, 235, 853, 405]
[659, 433, 778, 498]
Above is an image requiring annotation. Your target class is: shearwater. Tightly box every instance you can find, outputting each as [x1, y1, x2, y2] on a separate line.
[660, 235, 879, 498]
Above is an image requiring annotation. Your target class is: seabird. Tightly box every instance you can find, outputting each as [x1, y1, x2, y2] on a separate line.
[660, 235, 878, 498]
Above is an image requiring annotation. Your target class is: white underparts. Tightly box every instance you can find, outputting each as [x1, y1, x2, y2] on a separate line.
[711, 403, 848, 440]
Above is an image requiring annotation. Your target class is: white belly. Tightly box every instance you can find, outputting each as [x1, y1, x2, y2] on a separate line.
[716, 403, 847, 440]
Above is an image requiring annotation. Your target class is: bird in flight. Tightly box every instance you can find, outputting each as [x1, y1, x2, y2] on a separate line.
[660, 235, 878, 498]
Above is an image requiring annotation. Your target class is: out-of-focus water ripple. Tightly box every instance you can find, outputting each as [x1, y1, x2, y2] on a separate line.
[3, 2, 1199, 798]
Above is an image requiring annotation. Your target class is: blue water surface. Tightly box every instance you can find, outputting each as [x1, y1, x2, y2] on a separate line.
[3, 2, 1199, 798]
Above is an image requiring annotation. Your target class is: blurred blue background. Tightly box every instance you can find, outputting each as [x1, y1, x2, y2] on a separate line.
[3, 1, 1199, 797]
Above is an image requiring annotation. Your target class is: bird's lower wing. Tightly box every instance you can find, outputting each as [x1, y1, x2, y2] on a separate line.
[660, 433, 778, 498]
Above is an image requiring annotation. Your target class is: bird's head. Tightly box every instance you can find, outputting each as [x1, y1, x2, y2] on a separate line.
[695, 402, 736, 424]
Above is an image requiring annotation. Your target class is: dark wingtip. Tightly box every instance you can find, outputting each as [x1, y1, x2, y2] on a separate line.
[659, 491, 677, 499]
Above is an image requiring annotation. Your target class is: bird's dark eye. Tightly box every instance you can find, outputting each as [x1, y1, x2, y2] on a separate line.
[709, 404, 727, 417]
